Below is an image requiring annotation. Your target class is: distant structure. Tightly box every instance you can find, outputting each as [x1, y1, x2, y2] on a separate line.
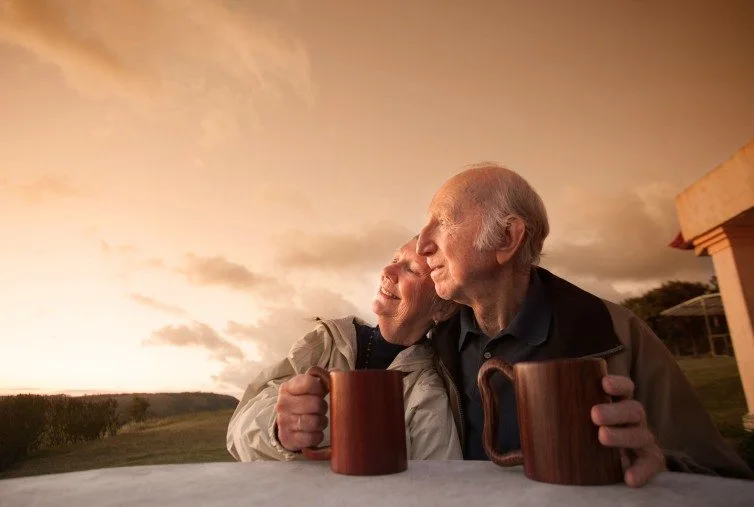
[660, 293, 733, 357]
[670, 139, 754, 431]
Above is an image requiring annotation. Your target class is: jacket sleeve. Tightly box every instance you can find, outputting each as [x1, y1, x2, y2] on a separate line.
[405, 370, 464, 460]
[226, 326, 331, 462]
[626, 315, 754, 479]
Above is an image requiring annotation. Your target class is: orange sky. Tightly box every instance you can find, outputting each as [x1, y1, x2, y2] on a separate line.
[1, 0, 753, 396]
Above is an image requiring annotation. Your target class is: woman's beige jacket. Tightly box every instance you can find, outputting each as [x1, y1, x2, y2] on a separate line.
[227, 316, 463, 461]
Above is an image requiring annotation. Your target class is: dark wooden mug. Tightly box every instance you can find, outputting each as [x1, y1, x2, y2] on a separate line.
[301, 366, 408, 475]
[478, 357, 624, 485]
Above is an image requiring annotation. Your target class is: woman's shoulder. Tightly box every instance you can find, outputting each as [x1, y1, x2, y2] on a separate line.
[287, 315, 360, 371]
[402, 357, 446, 395]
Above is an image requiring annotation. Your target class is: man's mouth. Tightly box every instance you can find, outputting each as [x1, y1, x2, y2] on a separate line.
[379, 287, 399, 300]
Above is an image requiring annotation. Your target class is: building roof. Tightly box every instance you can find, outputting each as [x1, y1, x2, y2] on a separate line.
[660, 293, 725, 317]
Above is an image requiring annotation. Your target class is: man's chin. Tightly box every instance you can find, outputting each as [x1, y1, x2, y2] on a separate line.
[432, 281, 455, 301]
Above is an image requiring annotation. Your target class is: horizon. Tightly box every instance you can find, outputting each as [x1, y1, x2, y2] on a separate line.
[2, 0, 753, 397]
[0, 387, 239, 398]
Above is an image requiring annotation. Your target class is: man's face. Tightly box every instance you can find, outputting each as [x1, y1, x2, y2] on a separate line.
[416, 181, 498, 303]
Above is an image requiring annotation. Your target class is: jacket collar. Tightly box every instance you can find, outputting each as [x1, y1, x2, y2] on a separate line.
[320, 316, 435, 373]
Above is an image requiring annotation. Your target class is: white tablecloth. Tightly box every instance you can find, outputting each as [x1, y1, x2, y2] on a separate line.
[1, 461, 752, 507]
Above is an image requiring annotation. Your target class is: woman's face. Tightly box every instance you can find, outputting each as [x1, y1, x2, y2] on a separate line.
[372, 238, 443, 345]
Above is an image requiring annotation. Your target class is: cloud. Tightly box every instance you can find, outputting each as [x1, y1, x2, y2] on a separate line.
[275, 222, 414, 271]
[0, 0, 151, 103]
[213, 288, 365, 391]
[145, 321, 243, 363]
[129, 293, 187, 317]
[96, 239, 291, 297]
[99, 240, 135, 256]
[0, 0, 313, 144]
[178, 254, 287, 295]
[541, 182, 711, 299]
[142, 258, 166, 269]
[17, 175, 82, 202]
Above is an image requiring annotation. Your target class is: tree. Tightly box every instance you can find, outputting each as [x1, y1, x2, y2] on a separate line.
[621, 280, 712, 356]
[130, 395, 150, 423]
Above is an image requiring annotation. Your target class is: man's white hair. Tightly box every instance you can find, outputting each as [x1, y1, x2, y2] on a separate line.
[464, 162, 550, 266]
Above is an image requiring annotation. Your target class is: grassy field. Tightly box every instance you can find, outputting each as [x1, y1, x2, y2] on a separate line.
[0, 409, 235, 479]
[676, 356, 748, 437]
[1, 356, 751, 479]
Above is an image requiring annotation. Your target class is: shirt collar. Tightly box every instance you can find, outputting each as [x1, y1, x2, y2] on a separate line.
[458, 268, 552, 350]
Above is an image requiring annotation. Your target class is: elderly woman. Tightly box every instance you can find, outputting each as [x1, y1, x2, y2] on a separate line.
[226, 237, 462, 461]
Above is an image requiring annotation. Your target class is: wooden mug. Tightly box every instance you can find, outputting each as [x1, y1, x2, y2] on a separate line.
[478, 357, 624, 485]
[301, 366, 408, 475]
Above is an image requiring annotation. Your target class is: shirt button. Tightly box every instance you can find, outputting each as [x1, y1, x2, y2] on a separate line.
[483, 351, 492, 359]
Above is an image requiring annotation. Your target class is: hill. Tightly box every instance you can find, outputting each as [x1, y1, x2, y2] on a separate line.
[79, 392, 239, 423]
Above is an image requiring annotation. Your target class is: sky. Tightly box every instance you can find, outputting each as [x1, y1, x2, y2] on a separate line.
[1, 0, 753, 397]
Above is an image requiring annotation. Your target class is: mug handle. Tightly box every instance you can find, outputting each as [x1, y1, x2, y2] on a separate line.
[301, 366, 332, 461]
[477, 358, 524, 466]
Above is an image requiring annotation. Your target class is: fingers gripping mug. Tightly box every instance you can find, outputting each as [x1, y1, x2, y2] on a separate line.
[477, 357, 624, 485]
[301, 366, 408, 476]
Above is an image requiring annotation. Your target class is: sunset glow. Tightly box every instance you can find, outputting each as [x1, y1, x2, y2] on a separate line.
[2, 0, 753, 397]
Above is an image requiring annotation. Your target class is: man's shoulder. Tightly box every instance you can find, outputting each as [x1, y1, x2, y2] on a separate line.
[536, 267, 603, 305]
[540, 269, 657, 352]
[537, 267, 644, 325]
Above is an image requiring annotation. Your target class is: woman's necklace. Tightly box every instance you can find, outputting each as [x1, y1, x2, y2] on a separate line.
[363, 328, 376, 369]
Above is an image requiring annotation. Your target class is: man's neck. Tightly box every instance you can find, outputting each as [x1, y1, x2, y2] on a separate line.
[466, 266, 532, 337]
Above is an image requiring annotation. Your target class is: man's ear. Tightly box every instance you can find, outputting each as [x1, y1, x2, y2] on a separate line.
[431, 299, 459, 325]
[495, 216, 526, 265]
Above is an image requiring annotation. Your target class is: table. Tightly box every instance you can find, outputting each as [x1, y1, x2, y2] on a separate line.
[1, 461, 752, 507]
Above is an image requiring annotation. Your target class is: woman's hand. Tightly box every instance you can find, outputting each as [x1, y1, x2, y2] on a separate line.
[275, 374, 329, 451]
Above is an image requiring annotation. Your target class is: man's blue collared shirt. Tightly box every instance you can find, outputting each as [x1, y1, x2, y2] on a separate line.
[459, 269, 553, 460]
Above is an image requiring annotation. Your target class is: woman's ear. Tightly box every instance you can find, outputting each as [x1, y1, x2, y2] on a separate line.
[431, 298, 459, 325]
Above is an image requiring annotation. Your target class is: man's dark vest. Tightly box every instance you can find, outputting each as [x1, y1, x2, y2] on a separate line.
[430, 266, 625, 449]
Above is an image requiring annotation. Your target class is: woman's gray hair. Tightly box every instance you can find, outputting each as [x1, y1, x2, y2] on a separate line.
[467, 163, 550, 266]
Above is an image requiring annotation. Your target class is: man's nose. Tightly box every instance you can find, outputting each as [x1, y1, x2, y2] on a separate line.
[416, 225, 436, 256]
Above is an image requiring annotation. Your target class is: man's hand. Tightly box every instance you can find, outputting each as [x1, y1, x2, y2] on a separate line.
[591, 375, 666, 488]
[275, 374, 329, 452]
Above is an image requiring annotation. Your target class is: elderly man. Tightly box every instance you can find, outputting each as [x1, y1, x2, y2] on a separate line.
[416, 163, 754, 487]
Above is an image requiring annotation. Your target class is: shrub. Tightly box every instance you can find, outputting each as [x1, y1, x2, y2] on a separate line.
[0, 395, 48, 471]
[43, 396, 119, 447]
[0, 394, 121, 470]
[130, 395, 150, 423]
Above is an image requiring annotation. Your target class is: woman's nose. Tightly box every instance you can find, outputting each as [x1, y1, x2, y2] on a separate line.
[382, 264, 399, 283]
